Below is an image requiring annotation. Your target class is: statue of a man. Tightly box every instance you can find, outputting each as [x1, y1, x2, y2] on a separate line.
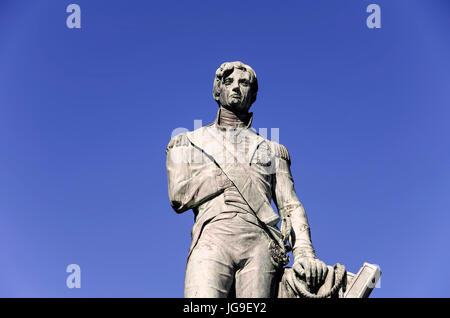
[166, 61, 328, 297]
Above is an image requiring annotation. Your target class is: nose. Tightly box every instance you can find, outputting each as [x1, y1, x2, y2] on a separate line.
[231, 82, 240, 93]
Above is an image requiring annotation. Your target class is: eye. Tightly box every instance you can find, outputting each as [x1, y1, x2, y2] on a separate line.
[224, 79, 233, 86]
[240, 81, 249, 87]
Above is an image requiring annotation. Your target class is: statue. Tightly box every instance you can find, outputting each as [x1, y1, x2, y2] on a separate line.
[166, 61, 381, 298]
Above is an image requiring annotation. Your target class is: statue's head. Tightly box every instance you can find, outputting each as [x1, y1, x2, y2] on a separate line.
[213, 61, 258, 113]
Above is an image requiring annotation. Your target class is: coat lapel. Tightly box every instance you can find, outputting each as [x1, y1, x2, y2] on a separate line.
[186, 125, 268, 215]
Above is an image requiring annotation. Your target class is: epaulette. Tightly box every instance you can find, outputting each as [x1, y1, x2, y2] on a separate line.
[273, 143, 290, 163]
[166, 134, 190, 154]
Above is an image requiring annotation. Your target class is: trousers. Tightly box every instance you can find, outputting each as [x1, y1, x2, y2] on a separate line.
[184, 212, 279, 298]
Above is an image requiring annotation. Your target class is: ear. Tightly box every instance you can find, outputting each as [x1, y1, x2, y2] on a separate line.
[213, 78, 222, 102]
[214, 90, 221, 102]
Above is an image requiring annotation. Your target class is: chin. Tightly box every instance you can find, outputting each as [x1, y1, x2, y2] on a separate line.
[228, 104, 244, 112]
[225, 102, 237, 108]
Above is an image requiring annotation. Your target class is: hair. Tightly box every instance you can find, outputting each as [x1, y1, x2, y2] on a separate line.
[212, 61, 258, 106]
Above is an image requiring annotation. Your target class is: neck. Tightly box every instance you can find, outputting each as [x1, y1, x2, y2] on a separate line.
[217, 106, 252, 128]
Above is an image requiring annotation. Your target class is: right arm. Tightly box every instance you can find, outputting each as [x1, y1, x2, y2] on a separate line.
[166, 134, 231, 213]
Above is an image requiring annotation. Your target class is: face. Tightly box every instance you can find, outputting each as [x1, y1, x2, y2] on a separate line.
[218, 69, 253, 113]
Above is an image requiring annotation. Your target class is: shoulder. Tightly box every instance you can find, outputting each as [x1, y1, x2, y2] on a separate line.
[250, 131, 290, 163]
[267, 140, 291, 163]
[166, 124, 213, 154]
[166, 132, 190, 153]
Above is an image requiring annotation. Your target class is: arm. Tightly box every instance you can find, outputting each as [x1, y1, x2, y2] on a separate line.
[272, 143, 328, 288]
[166, 134, 231, 213]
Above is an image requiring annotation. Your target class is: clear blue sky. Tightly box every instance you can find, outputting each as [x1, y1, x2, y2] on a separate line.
[1, 0, 449, 297]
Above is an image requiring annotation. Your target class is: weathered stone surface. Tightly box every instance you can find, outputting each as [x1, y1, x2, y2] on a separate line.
[166, 62, 381, 298]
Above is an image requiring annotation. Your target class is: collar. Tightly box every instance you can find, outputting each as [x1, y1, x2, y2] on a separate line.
[214, 106, 253, 129]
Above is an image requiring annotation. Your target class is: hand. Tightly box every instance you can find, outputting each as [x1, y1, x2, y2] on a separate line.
[293, 256, 328, 290]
